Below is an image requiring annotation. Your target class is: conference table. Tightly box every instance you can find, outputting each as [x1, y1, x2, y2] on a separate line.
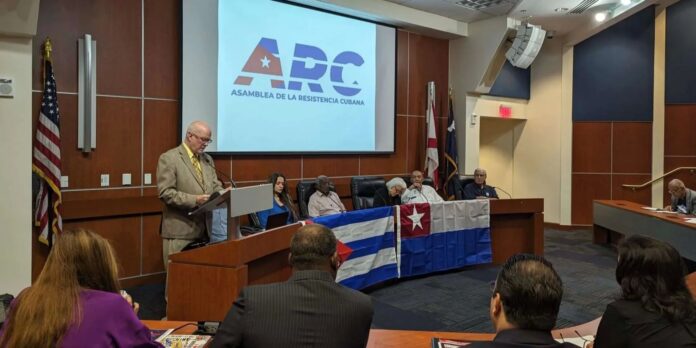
[593, 200, 696, 260]
[168, 198, 544, 322]
[143, 317, 599, 347]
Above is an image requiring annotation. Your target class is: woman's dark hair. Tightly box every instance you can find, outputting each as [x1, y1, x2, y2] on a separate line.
[616, 235, 696, 323]
[269, 172, 298, 222]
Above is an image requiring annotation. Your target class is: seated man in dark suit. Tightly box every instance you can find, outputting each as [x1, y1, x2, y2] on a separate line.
[212, 224, 374, 348]
[469, 254, 575, 348]
[373, 177, 407, 207]
[463, 168, 498, 199]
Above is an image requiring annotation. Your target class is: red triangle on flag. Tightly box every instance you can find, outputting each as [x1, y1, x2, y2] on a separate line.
[336, 240, 353, 263]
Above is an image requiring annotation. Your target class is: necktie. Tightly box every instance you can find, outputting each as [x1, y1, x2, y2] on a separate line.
[191, 155, 204, 184]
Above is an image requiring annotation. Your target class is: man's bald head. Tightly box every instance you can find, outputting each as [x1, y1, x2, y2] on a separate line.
[289, 224, 337, 270]
[668, 179, 686, 199]
[184, 120, 212, 154]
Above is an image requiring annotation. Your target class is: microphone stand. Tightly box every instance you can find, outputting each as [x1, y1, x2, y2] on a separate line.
[493, 186, 512, 199]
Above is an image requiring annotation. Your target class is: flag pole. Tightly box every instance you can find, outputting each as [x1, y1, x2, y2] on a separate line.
[42, 37, 52, 82]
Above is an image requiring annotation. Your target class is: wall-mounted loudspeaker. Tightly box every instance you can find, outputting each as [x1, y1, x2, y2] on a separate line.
[505, 24, 546, 69]
[0, 77, 14, 98]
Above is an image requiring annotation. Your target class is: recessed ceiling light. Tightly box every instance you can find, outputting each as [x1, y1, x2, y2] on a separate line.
[620, 0, 631, 5]
[554, 7, 569, 12]
[594, 12, 607, 21]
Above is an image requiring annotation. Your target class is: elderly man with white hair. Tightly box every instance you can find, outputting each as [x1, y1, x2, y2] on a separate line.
[373, 177, 408, 208]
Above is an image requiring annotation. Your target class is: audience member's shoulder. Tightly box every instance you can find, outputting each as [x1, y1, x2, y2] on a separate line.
[334, 283, 372, 307]
[606, 299, 661, 321]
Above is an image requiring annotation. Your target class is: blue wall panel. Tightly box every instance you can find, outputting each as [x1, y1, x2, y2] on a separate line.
[488, 60, 531, 100]
[573, 6, 654, 121]
[666, 0, 696, 104]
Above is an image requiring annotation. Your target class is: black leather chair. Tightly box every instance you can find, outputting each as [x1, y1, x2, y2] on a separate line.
[454, 176, 476, 200]
[350, 176, 385, 210]
[296, 181, 337, 219]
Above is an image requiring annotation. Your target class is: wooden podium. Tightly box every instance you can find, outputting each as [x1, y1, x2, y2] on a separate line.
[167, 222, 302, 321]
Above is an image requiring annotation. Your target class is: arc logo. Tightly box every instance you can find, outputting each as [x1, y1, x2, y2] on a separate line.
[233, 38, 364, 97]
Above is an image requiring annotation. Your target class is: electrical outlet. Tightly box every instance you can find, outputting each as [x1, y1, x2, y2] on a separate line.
[122, 173, 131, 186]
[100, 174, 109, 187]
[60, 176, 69, 188]
[144, 173, 152, 185]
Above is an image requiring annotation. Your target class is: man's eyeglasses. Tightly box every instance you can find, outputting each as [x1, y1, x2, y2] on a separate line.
[189, 132, 212, 144]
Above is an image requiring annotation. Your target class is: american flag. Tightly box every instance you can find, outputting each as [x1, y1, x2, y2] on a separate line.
[32, 60, 62, 246]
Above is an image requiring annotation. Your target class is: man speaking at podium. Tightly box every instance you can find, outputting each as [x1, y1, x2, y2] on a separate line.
[157, 120, 224, 273]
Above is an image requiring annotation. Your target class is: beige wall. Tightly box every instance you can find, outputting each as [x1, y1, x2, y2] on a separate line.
[0, 35, 33, 295]
[512, 39, 566, 224]
[479, 117, 518, 197]
[476, 38, 568, 224]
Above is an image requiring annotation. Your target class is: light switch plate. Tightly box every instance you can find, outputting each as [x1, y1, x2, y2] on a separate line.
[144, 173, 152, 185]
[122, 173, 131, 186]
[100, 174, 109, 187]
[60, 176, 69, 188]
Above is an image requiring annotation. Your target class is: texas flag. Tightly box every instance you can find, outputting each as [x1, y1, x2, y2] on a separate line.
[397, 200, 492, 277]
[312, 206, 398, 290]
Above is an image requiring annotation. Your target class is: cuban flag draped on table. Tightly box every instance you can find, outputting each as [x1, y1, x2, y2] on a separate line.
[312, 206, 398, 290]
[397, 201, 491, 277]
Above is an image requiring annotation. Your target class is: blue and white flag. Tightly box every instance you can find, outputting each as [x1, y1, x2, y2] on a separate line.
[312, 206, 398, 290]
[397, 200, 492, 278]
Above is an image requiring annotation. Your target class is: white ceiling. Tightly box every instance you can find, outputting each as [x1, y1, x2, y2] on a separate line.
[382, 0, 653, 37]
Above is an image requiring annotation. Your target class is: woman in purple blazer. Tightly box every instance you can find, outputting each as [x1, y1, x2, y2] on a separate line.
[0, 229, 162, 347]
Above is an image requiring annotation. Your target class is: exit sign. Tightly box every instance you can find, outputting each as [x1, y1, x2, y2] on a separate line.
[499, 105, 512, 118]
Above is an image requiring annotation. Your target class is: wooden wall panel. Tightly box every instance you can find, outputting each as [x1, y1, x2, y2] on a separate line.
[407, 32, 449, 117]
[612, 174, 652, 206]
[665, 105, 696, 156]
[142, 215, 165, 274]
[32, 0, 142, 96]
[144, 100, 179, 176]
[303, 155, 360, 178]
[62, 188, 143, 202]
[63, 217, 142, 278]
[231, 156, 302, 182]
[396, 30, 409, 115]
[144, 0, 181, 99]
[407, 116, 426, 172]
[571, 174, 611, 225]
[572, 121, 652, 224]
[612, 122, 652, 173]
[62, 97, 142, 188]
[572, 122, 611, 173]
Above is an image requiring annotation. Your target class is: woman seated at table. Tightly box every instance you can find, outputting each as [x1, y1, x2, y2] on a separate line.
[256, 172, 299, 229]
[593, 235, 696, 347]
[373, 177, 407, 208]
[0, 228, 162, 347]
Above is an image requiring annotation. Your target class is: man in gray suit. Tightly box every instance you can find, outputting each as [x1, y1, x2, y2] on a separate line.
[157, 120, 224, 271]
[667, 179, 696, 215]
[212, 224, 374, 348]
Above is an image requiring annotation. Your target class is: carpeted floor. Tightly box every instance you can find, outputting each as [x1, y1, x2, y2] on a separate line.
[128, 228, 620, 332]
